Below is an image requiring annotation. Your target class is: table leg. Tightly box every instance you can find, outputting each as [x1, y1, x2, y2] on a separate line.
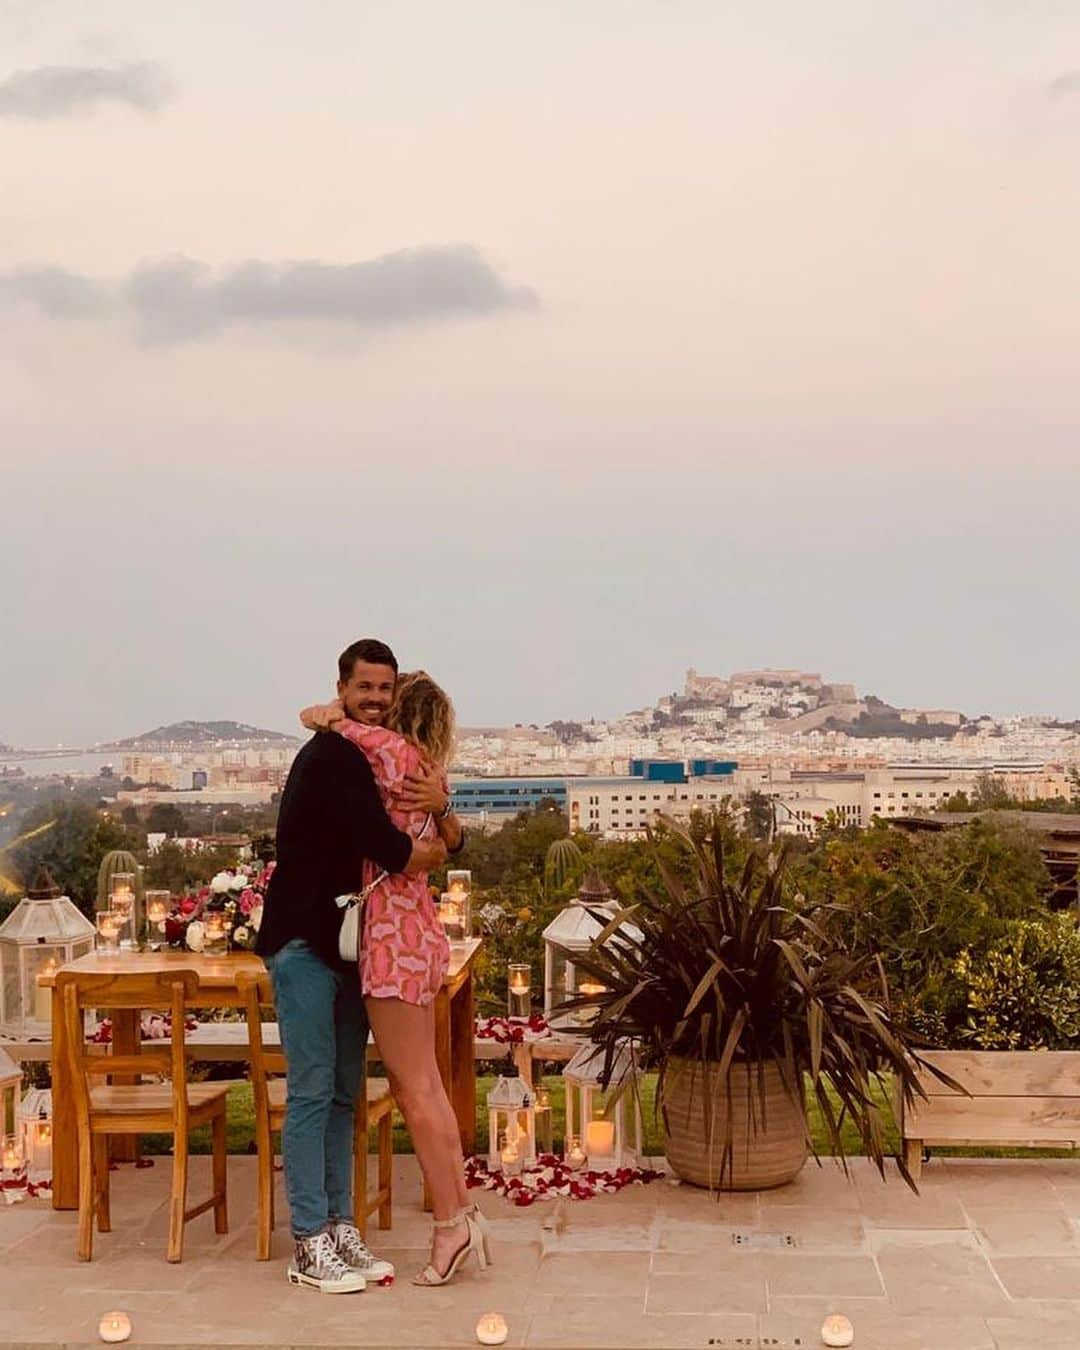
[449, 970, 476, 1155]
[110, 1009, 140, 1163]
[51, 985, 78, 1210]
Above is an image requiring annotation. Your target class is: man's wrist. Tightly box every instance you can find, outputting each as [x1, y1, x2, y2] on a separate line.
[438, 795, 453, 820]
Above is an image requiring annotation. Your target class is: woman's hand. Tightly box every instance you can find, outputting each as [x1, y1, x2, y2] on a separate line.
[299, 698, 346, 732]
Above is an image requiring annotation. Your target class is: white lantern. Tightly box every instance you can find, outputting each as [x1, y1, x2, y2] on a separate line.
[0, 1046, 20, 1137]
[17, 1088, 52, 1181]
[542, 869, 639, 1022]
[486, 1069, 536, 1171]
[0, 869, 95, 1039]
[563, 1039, 643, 1172]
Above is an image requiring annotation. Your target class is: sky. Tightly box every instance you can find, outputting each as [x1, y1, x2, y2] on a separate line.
[2, 1, 1079, 746]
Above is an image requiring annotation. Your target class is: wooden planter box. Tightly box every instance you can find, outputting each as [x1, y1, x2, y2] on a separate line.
[902, 1049, 1080, 1179]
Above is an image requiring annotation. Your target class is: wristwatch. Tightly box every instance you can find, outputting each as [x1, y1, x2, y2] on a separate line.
[439, 795, 454, 820]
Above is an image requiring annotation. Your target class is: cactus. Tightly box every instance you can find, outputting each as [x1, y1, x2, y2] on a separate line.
[544, 837, 583, 897]
[96, 849, 144, 913]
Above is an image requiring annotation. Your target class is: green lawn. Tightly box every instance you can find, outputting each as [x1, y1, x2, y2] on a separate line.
[146, 1069, 1075, 1161]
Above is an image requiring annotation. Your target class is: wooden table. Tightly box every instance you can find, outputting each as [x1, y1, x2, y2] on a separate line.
[45, 939, 483, 1211]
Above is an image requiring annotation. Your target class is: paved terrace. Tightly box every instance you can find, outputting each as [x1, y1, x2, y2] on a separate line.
[3, 1155, 1080, 1349]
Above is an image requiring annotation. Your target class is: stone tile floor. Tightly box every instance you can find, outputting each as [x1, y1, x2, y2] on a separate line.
[3, 1154, 1080, 1348]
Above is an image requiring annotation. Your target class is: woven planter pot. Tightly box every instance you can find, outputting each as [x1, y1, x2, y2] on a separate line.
[662, 1055, 808, 1191]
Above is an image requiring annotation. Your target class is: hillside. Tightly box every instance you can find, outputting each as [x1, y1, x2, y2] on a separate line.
[106, 720, 299, 748]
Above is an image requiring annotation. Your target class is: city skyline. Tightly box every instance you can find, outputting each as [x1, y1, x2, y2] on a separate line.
[4, 2, 1079, 746]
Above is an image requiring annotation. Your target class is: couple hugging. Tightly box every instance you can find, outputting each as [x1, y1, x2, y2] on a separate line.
[256, 638, 491, 1294]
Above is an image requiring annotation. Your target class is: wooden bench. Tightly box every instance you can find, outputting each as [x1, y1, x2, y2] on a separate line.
[902, 1049, 1080, 1180]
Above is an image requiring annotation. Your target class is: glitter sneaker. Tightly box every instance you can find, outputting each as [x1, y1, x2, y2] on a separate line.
[330, 1220, 396, 1285]
[287, 1229, 366, 1293]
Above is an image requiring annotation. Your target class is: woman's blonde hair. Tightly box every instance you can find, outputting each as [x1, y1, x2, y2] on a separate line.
[386, 670, 456, 767]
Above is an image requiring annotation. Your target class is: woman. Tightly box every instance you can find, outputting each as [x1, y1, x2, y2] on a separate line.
[301, 672, 490, 1287]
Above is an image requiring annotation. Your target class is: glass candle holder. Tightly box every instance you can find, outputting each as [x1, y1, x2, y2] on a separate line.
[203, 910, 230, 956]
[96, 910, 122, 951]
[439, 893, 467, 943]
[144, 891, 170, 948]
[507, 963, 531, 1019]
[564, 1134, 586, 1171]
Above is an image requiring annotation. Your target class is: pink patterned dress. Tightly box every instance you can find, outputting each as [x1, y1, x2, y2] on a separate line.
[335, 719, 450, 1007]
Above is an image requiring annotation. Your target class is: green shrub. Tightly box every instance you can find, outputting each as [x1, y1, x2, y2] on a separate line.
[953, 916, 1080, 1050]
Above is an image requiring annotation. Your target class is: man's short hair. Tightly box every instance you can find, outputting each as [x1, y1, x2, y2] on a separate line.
[338, 638, 399, 682]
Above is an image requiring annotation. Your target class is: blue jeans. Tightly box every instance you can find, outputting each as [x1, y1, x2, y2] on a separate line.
[265, 938, 368, 1237]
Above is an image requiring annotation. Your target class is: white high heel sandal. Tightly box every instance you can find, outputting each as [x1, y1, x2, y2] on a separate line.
[412, 1209, 489, 1287]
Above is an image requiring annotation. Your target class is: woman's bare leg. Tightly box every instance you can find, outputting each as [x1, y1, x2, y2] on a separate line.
[365, 996, 470, 1273]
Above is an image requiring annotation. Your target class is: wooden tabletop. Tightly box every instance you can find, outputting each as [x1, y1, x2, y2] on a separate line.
[42, 938, 483, 988]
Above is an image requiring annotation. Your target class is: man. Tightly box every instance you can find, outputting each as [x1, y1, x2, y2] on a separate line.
[257, 638, 453, 1293]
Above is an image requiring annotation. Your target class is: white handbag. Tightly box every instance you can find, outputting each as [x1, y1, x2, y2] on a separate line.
[336, 813, 436, 962]
[335, 871, 387, 963]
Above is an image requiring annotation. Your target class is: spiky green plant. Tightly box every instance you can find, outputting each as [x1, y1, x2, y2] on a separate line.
[562, 812, 959, 1191]
[96, 849, 144, 911]
[544, 837, 583, 896]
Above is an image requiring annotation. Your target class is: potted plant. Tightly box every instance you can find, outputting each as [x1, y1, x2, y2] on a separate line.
[561, 815, 945, 1191]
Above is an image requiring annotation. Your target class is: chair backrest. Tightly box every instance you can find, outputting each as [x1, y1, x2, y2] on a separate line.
[58, 968, 200, 1136]
[236, 970, 285, 1124]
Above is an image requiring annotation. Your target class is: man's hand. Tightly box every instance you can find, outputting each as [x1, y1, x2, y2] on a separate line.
[399, 759, 449, 815]
[405, 837, 447, 874]
[300, 698, 346, 732]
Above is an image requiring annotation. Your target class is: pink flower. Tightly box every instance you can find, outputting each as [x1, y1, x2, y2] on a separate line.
[238, 889, 256, 915]
[179, 898, 197, 916]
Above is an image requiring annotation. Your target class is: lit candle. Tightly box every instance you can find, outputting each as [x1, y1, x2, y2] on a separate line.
[500, 1137, 521, 1175]
[820, 1313, 854, 1348]
[34, 959, 57, 1022]
[32, 1119, 53, 1175]
[203, 911, 229, 952]
[507, 963, 531, 1019]
[96, 913, 121, 949]
[2, 1141, 23, 1171]
[145, 892, 170, 925]
[585, 1119, 615, 1161]
[98, 1310, 132, 1343]
[475, 1312, 508, 1346]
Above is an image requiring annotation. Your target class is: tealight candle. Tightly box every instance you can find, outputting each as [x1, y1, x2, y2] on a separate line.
[98, 1310, 132, 1343]
[475, 1312, 508, 1346]
[820, 1312, 854, 1348]
[2, 1141, 23, 1171]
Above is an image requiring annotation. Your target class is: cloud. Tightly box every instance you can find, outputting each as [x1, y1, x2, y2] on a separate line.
[0, 246, 538, 343]
[0, 61, 172, 118]
[0, 266, 110, 316]
[1048, 71, 1080, 100]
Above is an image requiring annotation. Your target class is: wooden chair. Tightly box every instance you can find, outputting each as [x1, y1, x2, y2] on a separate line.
[238, 970, 394, 1260]
[58, 968, 229, 1263]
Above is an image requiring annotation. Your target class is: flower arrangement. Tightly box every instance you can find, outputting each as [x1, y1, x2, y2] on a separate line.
[163, 863, 274, 953]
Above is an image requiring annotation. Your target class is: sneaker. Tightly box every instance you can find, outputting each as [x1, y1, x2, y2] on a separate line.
[287, 1229, 366, 1293]
[330, 1220, 396, 1286]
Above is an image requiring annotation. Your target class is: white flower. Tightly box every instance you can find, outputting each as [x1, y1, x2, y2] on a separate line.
[230, 872, 247, 891]
[250, 903, 263, 932]
[233, 925, 250, 945]
[185, 920, 206, 952]
[210, 872, 233, 894]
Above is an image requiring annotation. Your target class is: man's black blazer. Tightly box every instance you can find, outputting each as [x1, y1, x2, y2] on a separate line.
[256, 732, 413, 971]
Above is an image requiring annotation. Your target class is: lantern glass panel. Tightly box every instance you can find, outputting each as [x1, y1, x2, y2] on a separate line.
[24, 944, 63, 1025]
[1, 944, 19, 1027]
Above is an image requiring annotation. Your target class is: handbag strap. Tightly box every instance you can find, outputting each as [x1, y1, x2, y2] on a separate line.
[334, 811, 438, 912]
